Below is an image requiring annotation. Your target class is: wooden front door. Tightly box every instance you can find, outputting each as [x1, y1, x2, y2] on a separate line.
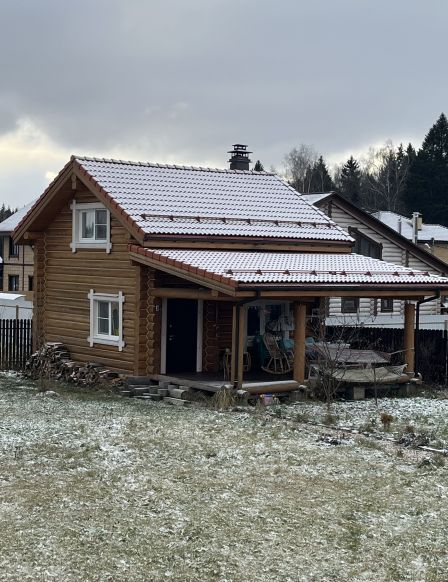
[166, 299, 198, 373]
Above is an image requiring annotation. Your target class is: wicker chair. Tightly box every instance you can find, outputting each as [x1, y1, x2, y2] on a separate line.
[261, 333, 292, 374]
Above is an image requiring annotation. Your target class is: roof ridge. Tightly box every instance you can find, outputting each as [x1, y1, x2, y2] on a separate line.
[72, 154, 276, 176]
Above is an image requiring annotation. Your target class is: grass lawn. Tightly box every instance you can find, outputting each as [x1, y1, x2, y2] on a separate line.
[1, 373, 448, 581]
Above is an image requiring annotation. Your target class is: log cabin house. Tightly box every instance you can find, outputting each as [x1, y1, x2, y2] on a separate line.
[13, 151, 448, 390]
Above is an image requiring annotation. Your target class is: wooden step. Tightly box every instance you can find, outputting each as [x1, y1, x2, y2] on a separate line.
[131, 386, 151, 396]
[125, 376, 154, 388]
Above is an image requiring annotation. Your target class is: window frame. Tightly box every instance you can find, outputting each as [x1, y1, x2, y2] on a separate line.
[88, 290, 125, 351]
[349, 228, 382, 259]
[8, 274, 20, 292]
[341, 297, 359, 314]
[8, 236, 20, 258]
[70, 201, 112, 253]
[380, 298, 394, 313]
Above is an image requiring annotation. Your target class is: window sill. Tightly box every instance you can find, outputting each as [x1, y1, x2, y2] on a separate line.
[70, 241, 111, 252]
[89, 335, 124, 348]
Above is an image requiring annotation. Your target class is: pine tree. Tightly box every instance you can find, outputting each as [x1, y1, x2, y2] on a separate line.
[309, 156, 334, 192]
[253, 160, 264, 172]
[339, 156, 362, 205]
[404, 113, 448, 225]
[0, 204, 15, 223]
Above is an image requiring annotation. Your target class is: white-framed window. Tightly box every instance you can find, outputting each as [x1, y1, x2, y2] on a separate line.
[87, 290, 125, 351]
[70, 201, 112, 253]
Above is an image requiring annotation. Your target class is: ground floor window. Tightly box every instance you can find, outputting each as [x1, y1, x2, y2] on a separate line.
[341, 297, 359, 314]
[8, 275, 19, 291]
[87, 290, 125, 350]
[380, 298, 394, 313]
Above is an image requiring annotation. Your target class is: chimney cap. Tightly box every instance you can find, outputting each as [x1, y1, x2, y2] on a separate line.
[228, 144, 252, 155]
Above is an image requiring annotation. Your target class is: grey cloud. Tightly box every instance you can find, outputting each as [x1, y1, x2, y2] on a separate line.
[1, 0, 448, 205]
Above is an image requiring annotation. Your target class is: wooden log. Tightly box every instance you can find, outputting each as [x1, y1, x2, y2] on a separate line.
[168, 387, 189, 399]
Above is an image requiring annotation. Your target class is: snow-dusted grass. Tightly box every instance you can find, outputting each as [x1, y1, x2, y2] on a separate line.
[281, 395, 448, 448]
[1, 374, 448, 581]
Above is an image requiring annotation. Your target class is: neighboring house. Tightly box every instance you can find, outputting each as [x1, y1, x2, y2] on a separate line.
[13, 152, 448, 387]
[0, 292, 33, 320]
[0, 202, 35, 301]
[303, 192, 448, 330]
[373, 210, 448, 264]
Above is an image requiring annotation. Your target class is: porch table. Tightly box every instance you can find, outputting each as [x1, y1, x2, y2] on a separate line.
[310, 344, 391, 367]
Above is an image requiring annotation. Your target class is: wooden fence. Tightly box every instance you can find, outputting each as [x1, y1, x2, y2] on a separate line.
[327, 326, 448, 385]
[0, 319, 33, 371]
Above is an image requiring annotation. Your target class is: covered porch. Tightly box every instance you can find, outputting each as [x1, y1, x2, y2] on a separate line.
[151, 293, 418, 393]
[129, 245, 448, 392]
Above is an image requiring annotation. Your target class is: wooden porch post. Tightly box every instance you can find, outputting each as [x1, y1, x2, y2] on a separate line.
[293, 302, 307, 384]
[237, 306, 246, 389]
[230, 304, 237, 385]
[404, 302, 415, 375]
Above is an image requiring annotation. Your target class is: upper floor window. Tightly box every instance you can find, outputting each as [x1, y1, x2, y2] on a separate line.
[28, 275, 34, 292]
[350, 228, 382, 259]
[8, 236, 20, 258]
[70, 201, 111, 253]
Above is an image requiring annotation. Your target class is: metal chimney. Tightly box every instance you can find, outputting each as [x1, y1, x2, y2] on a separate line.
[228, 144, 252, 171]
[412, 212, 421, 245]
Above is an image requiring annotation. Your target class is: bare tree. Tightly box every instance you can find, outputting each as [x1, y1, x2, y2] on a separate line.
[283, 144, 319, 193]
[361, 141, 411, 212]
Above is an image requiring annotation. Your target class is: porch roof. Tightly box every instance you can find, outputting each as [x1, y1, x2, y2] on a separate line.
[129, 245, 448, 292]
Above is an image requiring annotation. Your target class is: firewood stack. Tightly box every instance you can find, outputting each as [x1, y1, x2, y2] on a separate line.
[25, 342, 123, 389]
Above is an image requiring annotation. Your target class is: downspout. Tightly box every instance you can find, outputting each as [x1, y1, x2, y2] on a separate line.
[414, 293, 439, 377]
[233, 292, 260, 389]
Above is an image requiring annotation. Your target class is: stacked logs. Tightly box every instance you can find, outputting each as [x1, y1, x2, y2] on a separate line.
[25, 342, 122, 389]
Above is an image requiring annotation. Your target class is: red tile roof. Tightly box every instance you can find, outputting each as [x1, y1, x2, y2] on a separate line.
[130, 246, 448, 290]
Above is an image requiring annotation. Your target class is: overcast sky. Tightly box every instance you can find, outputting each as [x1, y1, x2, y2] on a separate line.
[1, 0, 447, 208]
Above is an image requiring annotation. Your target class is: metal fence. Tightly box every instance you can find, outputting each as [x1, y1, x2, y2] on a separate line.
[0, 319, 33, 370]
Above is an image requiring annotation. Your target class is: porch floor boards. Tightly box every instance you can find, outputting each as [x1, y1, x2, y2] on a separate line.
[150, 373, 300, 394]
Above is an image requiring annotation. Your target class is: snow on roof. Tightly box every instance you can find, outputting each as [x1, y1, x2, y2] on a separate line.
[73, 157, 352, 242]
[0, 293, 26, 301]
[374, 211, 448, 242]
[130, 245, 448, 288]
[301, 192, 332, 205]
[0, 201, 36, 233]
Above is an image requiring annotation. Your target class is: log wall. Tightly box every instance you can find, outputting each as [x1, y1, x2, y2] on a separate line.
[203, 301, 233, 373]
[34, 184, 160, 374]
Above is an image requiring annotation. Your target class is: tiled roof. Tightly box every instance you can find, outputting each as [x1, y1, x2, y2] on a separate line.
[301, 192, 332, 205]
[374, 211, 448, 242]
[130, 246, 448, 289]
[0, 201, 36, 233]
[73, 157, 352, 242]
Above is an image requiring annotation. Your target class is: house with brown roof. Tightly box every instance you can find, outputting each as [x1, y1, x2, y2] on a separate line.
[14, 149, 448, 389]
[303, 192, 448, 330]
